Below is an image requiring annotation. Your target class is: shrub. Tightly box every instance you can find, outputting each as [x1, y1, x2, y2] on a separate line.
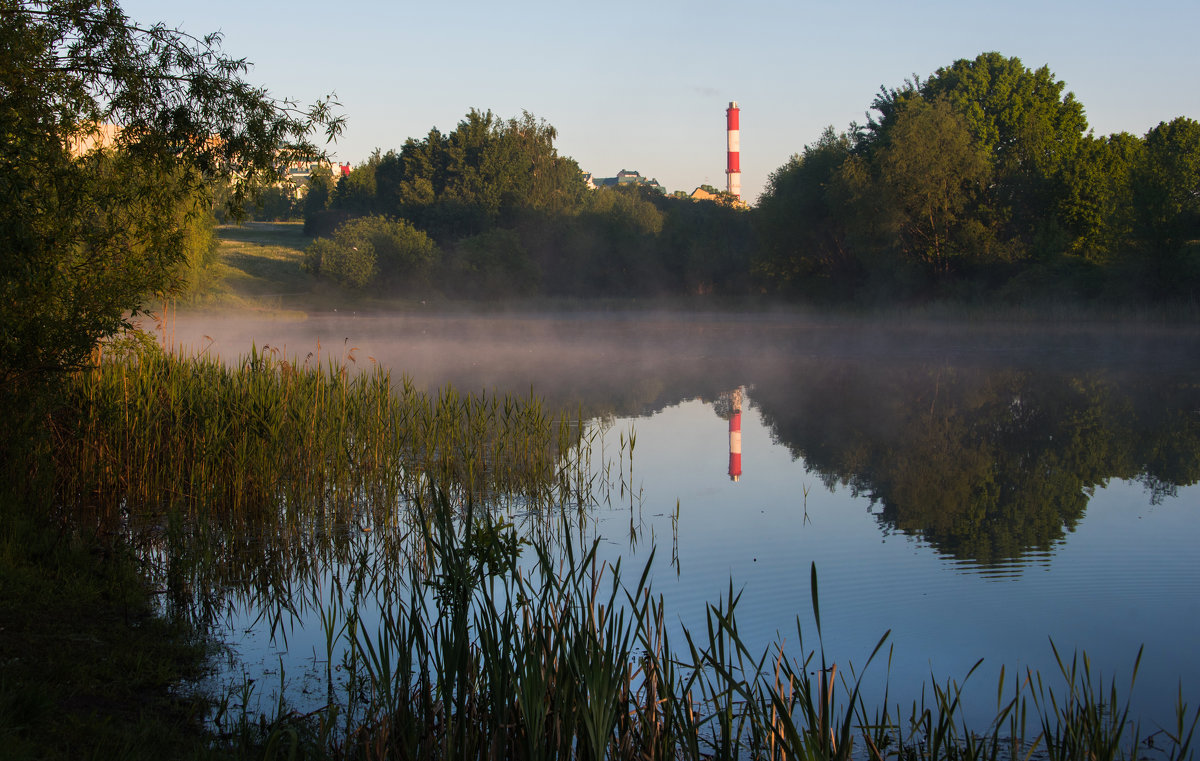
[303, 237, 374, 289]
[304, 215, 437, 291]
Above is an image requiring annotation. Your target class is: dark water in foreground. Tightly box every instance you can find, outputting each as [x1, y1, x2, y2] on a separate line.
[164, 310, 1200, 730]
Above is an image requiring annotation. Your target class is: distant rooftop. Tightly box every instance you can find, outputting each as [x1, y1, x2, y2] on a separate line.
[589, 169, 665, 193]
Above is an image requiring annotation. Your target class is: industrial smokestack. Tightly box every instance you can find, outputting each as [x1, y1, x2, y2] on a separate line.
[726, 101, 741, 200]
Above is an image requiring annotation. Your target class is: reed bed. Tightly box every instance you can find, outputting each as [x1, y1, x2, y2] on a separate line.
[44, 339, 591, 619]
[60, 343, 582, 516]
[210, 487, 1199, 761]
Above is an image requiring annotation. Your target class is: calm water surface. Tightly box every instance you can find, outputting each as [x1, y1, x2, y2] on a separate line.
[164, 310, 1200, 730]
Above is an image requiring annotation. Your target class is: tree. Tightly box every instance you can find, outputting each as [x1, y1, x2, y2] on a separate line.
[1059, 132, 1143, 265]
[1132, 118, 1200, 257]
[918, 53, 1088, 256]
[304, 237, 374, 289]
[874, 97, 992, 274]
[373, 110, 586, 242]
[332, 149, 381, 215]
[865, 53, 1088, 261]
[754, 126, 859, 294]
[919, 54, 1086, 177]
[0, 0, 341, 394]
[248, 185, 300, 221]
[499, 112, 587, 217]
[303, 164, 336, 219]
[441, 228, 540, 299]
[658, 193, 753, 296]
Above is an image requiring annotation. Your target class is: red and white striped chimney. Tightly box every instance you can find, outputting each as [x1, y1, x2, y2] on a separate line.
[728, 387, 743, 482]
[726, 101, 741, 200]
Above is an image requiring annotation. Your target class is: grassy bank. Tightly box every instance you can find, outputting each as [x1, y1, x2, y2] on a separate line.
[184, 221, 317, 314]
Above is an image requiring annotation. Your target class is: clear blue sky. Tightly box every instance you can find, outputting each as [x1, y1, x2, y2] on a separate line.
[123, 0, 1199, 204]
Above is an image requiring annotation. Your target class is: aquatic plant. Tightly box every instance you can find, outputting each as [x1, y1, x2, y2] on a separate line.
[44, 339, 589, 620]
[214, 487, 1198, 761]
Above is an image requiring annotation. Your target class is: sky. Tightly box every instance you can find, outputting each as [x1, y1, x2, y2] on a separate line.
[121, 0, 1200, 204]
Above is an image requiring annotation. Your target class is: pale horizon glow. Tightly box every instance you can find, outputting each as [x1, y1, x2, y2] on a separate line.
[121, 0, 1200, 204]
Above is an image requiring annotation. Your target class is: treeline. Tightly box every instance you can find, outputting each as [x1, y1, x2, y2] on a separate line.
[283, 52, 1197, 305]
[755, 52, 1200, 303]
[300, 110, 753, 299]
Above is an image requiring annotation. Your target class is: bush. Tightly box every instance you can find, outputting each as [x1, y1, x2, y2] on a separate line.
[304, 215, 437, 291]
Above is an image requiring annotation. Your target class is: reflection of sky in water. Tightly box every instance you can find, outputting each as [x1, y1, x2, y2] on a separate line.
[207, 393, 1200, 731]
[585, 396, 1200, 730]
[172, 312, 1200, 731]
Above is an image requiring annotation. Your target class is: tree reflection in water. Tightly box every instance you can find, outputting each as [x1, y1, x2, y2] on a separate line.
[752, 359, 1200, 564]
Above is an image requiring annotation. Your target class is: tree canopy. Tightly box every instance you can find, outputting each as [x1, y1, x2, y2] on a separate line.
[370, 109, 587, 241]
[0, 0, 341, 393]
[755, 52, 1200, 302]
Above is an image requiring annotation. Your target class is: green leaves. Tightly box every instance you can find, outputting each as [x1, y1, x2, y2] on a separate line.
[0, 0, 342, 396]
[757, 51, 1200, 301]
[876, 97, 992, 272]
[367, 109, 586, 242]
[303, 215, 437, 291]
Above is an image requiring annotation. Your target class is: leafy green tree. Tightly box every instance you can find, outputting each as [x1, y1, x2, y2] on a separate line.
[172, 189, 220, 295]
[657, 194, 753, 296]
[1131, 118, 1200, 269]
[753, 126, 859, 291]
[304, 236, 374, 289]
[874, 97, 993, 275]
[442, 109, 501, 219]
[918, 54, 1086, 176]
[0, 0, 340, 394]
[584, 186, 664, 236]
[303, 164, 335, 217]
[441, 228, 540, 299]
[919, 53, 1087, 257]
[572, 188, 667, 294]
[864, 53, 1087, 263]
[500, 112, 588, 216]
[374, 110, 586, 242]
[249, 185, 300, 221]
[383, 133, 444, 213]
[1059, 132, 1143, 265]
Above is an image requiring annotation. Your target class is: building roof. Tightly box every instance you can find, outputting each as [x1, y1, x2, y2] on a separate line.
[591, 169, 665, 193]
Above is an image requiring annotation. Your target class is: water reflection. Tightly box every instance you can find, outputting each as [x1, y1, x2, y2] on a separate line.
[160, 312, 1200, 725]
[164, 311, 1200, 568]
[715, 387, 744, 482]
[753, 361, 1200, 565]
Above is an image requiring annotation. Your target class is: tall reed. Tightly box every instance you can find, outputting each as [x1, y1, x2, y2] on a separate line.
[223, 486, 1198, 761]
[46, 339, 590, 620]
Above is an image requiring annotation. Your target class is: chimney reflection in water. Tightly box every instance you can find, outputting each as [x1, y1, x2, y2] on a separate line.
[728, 387, 742, 482]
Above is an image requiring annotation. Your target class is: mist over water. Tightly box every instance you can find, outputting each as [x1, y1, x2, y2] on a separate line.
[163, 309, 1200, 729]
[160, 309, 1200, 412]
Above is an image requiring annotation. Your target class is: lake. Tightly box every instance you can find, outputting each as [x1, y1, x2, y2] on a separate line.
[161, 309, 1200, 735]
